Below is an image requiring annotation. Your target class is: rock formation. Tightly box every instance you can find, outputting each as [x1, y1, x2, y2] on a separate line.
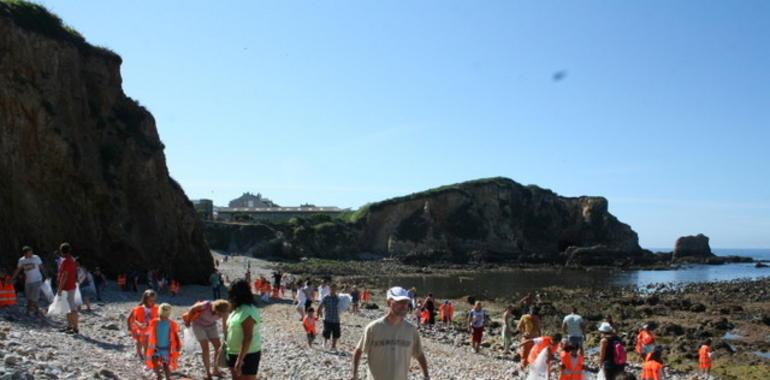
[672, 234, 714, 262]
[356, 177, 642, 264]
[208, 177, 644, 265]
[0, 3, 212, 282]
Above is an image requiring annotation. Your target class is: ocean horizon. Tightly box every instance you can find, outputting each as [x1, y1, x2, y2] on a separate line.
[646, 247, 770, 261]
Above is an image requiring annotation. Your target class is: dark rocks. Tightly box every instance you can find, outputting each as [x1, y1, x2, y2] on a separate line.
[0, 11, 212, 282]
[672, 234, 713, 262]
[659, 322, 685, 336]
[689, 303, 706, 312]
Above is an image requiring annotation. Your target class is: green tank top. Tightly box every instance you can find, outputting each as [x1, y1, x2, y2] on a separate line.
[226, 305, 261, 354]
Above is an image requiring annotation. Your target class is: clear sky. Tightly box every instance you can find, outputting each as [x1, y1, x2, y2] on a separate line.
[38, 1, 770, 248]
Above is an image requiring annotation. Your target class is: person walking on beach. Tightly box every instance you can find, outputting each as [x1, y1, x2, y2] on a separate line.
[641, 346, 664, 380]
[303, 307, 318, 347]
[77, 265, 96, 312]
[519, 292, 535, 314]
[560, 342, 584, 380]
[350, 286, 360, 313]
[422, 293, 436, 327]
[209, 270, 222, 299]
[317, 283, 342, 350]
[467, 301, 487, 353]
[698, 338, 713, 379]
[184, 300, 231, 380]
[598, 322, 627, 379]
[501, 305, 516, 352]
[11, 246, 44, 317]
[517, 306, 542, 368]
[562, 306, 585, 349]
[128, 290, 159, 360]
[351, 286, 429, 380]
[439, 300, 453, 328]
[56, 243, 79, 334]
[145, 303, 180, 380]
[635, 324, 657, 361]
[92, 266, 107, 301]
[224, 279, 262, 380]
[318, 280, 331, 302]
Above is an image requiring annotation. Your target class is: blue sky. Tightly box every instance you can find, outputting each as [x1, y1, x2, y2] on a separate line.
[38, 1, 770, 248]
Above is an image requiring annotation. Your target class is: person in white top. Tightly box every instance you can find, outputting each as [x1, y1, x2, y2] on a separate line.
[562, 306, 585, 349]
[317, 281, 331, 302]
[12, 246, 45, 317]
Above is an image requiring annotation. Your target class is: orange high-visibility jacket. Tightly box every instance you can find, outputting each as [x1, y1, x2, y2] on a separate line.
[559, 351, 584, 380]
[636, 330, 656, 354]
[641, 359, 663, 380]
[170, 281, 180, 294]
[117, 275, 127, 286]
[128, 305, 159, 338]
[698, 345, 712, 369]
[303, 315, 316, 335]
[145, 318, 180, 370]
[528, 336, 555, 364]
[0, 277, 16, 307]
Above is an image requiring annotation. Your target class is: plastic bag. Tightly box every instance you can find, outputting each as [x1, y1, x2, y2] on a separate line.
[596, 369, 607, 380]
[182, 326, 198, 353]
[74, 284, 83, 307]
[40, 279, 54, 303]
[47, 292, 71, 315]
[337, 293, 352, 313]
[525, 346, 549, 380]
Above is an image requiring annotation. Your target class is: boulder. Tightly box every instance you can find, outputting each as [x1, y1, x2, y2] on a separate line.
[673, 234, 714, 262]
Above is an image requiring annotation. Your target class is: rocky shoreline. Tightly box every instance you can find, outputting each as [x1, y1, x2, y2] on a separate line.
[1, 253, 767, 380]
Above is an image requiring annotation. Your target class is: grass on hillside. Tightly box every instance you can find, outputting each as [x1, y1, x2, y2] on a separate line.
[0, 0, 119, 60]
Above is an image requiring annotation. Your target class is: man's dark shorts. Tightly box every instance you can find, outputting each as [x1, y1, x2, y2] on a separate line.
[322, 321, 341, 339]
[304, 299, 312, 312]
[227, 351, 261, 375]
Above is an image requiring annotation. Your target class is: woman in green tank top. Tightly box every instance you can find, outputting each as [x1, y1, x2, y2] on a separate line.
[223, 279, 261, 379]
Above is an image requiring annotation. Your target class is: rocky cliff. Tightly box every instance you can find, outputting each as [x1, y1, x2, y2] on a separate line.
[356, 177, 642, 264]
[208, 177, 644, 265]
[0, 2, 213, 282]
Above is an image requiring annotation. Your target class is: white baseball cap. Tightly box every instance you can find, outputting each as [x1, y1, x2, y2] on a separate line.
[386, 287, 411, 301]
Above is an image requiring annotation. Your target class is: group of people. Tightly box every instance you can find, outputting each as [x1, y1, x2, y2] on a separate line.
[127, 280, 262, 380]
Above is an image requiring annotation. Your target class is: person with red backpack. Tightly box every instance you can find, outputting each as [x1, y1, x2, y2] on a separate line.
[598, 322, 627, 379]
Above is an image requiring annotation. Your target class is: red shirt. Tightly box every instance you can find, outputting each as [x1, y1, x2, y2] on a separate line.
[58, 256, 78, 291]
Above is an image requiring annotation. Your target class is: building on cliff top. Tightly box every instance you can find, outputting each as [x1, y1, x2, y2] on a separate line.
[196, 193, 348, 223]
[228, 192, 278, 208]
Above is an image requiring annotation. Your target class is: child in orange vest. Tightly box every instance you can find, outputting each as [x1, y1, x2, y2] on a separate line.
[641, 346, 664, 380]
[526, 333, 562, 378]
[636, 324, 656, 360]
[303, 307, 318, 347]
[698, 338, 713, 378]
[145, 303, 180, 380]
[127, 290, 159, 360]
[560, 342, 584, 380]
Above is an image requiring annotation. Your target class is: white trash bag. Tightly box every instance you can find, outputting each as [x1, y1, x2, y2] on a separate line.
[74, 284, 83, 307]
[596, 369, 607, 380]
[40, 279, 54, 303]
[182, 326, 198, 353]
[47, 292, 71, 315]
[337, 293, 352, 313]
[525, 346, 549, 380]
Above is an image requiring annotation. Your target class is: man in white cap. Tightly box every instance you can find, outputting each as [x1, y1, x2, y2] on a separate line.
[351, 286, 429, 380]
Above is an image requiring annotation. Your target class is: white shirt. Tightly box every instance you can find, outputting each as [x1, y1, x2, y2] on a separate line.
[17, 255, 43, 283]
[318, 285, 330, 302]
[563, 313, 584, 337]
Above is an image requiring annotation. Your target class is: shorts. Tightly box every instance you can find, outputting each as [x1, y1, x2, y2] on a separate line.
[25, 281, 42, 303]
[442, 316, 450, 323]
[227, 351, 261, 375]
[193, 323, 220, 342]
[472, 326, 484, 343]
[304, 300, 312, 312]
[567, 335, 584, 348]
[80, 284, 96, 298]
[152, 347, 170, 362]
[306, 332, 316, 343]
[65, 290, 77, 311]
[322, 321, 341, 340]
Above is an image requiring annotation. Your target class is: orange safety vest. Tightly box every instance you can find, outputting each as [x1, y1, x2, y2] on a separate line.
[0, 278, 16, 307]
[362, 290, 369, 302]
[117, 275, 127, 286]
[560, 352, 584, 380]
[636, 330, 656, 354]
[302, 315, 316, 335]
[129, 305, 159, 338]
[182, 302, 205, 327]
[145, 318, 180, 370]
[641, 359, 663, 380]
[528, 336, 555, 364]
[170, 281, 180, 294]
[420, 310, 429, 324]
[698, 345, 712, 369]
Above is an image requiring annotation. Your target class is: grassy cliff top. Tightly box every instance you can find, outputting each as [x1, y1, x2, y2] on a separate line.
[0, 0, 120, 61]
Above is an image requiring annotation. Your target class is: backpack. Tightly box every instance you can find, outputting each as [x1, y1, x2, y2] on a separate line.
[612, 338, 627, 366]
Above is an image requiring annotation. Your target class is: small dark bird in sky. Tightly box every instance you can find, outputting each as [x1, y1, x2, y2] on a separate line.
[552, 70, 567, 82]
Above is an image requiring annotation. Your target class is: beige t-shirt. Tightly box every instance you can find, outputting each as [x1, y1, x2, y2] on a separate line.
[356, 316, 424, 380]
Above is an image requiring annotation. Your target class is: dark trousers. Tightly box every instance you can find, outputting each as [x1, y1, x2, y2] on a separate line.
[212, 285, 221, 299]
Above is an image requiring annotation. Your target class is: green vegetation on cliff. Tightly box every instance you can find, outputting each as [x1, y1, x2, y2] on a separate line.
[0, 0, 119, 60]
